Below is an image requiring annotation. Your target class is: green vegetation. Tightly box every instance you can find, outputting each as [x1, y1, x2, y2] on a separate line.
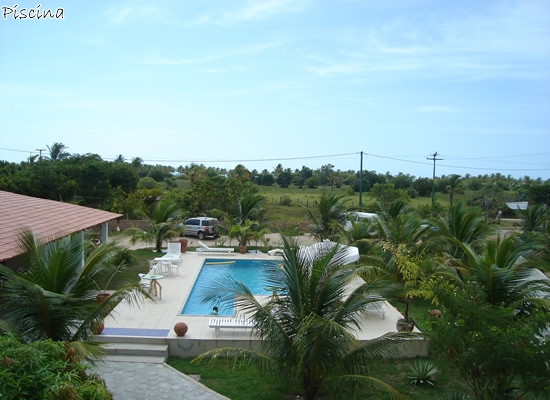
[195, 238, 410, 400]
[0, 231, 149, 347]
[0, 336, 112, 400]
[168, 356, 473, 400]
[125, 197, 183, 252]
[2, 146, 550, 399]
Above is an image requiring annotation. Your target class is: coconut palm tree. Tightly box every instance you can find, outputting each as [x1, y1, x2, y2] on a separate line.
[446, 174, 461, 207]
[304, 192, 350, 240]
[126, 198, 182, 252]
[520, 203, 548, 236]
[372, 200, 431, 247]
[428, 202, 495, 273]
[458, 233, 550, 310]
[45, 142, 70, 161]
[195, 237, 410, 400]
[0, 230, 148, 346]
[336, 215, 377, 256]
[235, 192, 267, 224]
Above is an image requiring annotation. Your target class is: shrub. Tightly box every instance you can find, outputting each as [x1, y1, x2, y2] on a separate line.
[108, 248, 136, 267]
[0, 336, 112, 399]
[408, 359, 439, 386]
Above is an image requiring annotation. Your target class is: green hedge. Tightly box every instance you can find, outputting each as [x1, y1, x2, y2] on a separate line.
[0, 336, 112, 400]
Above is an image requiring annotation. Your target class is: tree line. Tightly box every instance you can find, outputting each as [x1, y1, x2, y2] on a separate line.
[1, 142, 549, 219]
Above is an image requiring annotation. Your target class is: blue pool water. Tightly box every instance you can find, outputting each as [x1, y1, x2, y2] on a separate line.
[181, 259, 283, 316]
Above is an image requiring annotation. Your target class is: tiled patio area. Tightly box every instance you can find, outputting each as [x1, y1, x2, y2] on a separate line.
[102, 249, 427, 358]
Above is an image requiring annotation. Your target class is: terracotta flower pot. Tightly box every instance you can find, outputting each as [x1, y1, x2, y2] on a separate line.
[92, 320, 105, 334]
[174, 322, 189, 337]
[239, 245, 247, 254]
[96, 293, 110, 304]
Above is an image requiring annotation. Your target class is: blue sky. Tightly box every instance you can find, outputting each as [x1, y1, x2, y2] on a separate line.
[1, 0, 549, 179]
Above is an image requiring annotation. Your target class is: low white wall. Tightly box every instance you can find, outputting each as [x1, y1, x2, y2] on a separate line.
[168, 336, 428, 359]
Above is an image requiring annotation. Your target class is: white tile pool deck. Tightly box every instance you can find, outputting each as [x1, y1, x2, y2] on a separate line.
[103, 250, 420, 346]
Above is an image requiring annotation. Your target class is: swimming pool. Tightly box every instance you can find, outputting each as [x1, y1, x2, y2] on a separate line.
[180, 259, 283, 316]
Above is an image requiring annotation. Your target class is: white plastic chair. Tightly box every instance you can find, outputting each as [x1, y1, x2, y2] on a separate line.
[138, 273, 151, 290]
[157, 259, 171, 274]
[169, 256, 181, 275]
[148, 259, 160, 274]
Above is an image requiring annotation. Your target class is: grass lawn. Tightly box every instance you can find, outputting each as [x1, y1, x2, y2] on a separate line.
[167, 355, 472, 400]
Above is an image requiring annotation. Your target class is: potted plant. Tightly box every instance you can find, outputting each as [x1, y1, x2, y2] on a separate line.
[235, 220, 257, 254]
[382, 242, 425, 332]
[94, 262, 126, 303]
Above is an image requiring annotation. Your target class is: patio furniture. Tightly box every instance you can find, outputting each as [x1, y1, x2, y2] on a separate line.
[154, 254, 180, 275]
[197, 241, 235, 254]
[141, 274, 164, 300]
[138, 273, 151, 290]
[168, 256, 181, 275]
[148, 259, 161, 274]
[365, 300, 386, 319]
[208, 317, 254, 336]
[267, 248, 284, 256]
[166, 242, 181, 255]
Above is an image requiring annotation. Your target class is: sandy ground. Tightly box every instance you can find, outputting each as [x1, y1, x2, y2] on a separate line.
[115, 232, 318, 251]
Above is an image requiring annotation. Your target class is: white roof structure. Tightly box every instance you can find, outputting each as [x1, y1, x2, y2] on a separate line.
[506, 201, 529, 210]
[297, 239, 360, 266]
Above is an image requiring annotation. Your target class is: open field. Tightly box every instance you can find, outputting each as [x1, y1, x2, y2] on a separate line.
[257, 185, 459, 224]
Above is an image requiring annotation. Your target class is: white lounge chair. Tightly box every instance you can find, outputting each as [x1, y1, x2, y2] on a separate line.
[197, 241, 235, 254]
[365, 298, 386, 319]
[208, 317, 254, 336]
[167, 242, 181, 255]
[267, 248, 284, 256]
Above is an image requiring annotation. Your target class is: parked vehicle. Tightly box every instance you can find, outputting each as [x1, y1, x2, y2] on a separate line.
[182, 217, 220, 240]
[343, 212, 379, 231]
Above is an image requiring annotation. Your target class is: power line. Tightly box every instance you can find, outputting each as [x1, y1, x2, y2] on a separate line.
[0, 147, 39, 154]
[2, 146, 549, 173]
[447, 152, 550, 160]
[133, 152, 359, 164]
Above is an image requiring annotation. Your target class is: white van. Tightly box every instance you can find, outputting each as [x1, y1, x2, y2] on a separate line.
[343, 212, 379, 231]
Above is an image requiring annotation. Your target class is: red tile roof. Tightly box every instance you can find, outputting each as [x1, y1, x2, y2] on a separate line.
[0, 190, 122, 261]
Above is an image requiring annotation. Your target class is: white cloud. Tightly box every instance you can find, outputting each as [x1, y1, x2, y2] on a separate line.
[105, 1, 170, 25]
[141, 41, 285, 66]
[223, 0, 309, 23]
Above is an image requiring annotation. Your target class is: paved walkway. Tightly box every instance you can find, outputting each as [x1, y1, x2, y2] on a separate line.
[92, 361, 228, 400]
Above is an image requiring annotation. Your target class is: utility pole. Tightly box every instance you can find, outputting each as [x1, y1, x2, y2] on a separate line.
[427, 152, 443, 207]
[36, 148, 46, 160]
[359, 151, 363, 211]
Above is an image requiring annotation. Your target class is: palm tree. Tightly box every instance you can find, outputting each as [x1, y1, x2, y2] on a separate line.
[126, 198, 182, 252]
[235, 192, 267, 224]
[459, 234, 550, 309]
[428, 202, 495, 273]
[195, 237, 410, 400]
[45, 142, 69, 161]
[336, 215, 377, 256]
[520, 203, 547, 236]
[304, 192, 350, 240]
[446, 174, 461, 207]
[0, 230, 148, 346]
[372, 200, 431, 247]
